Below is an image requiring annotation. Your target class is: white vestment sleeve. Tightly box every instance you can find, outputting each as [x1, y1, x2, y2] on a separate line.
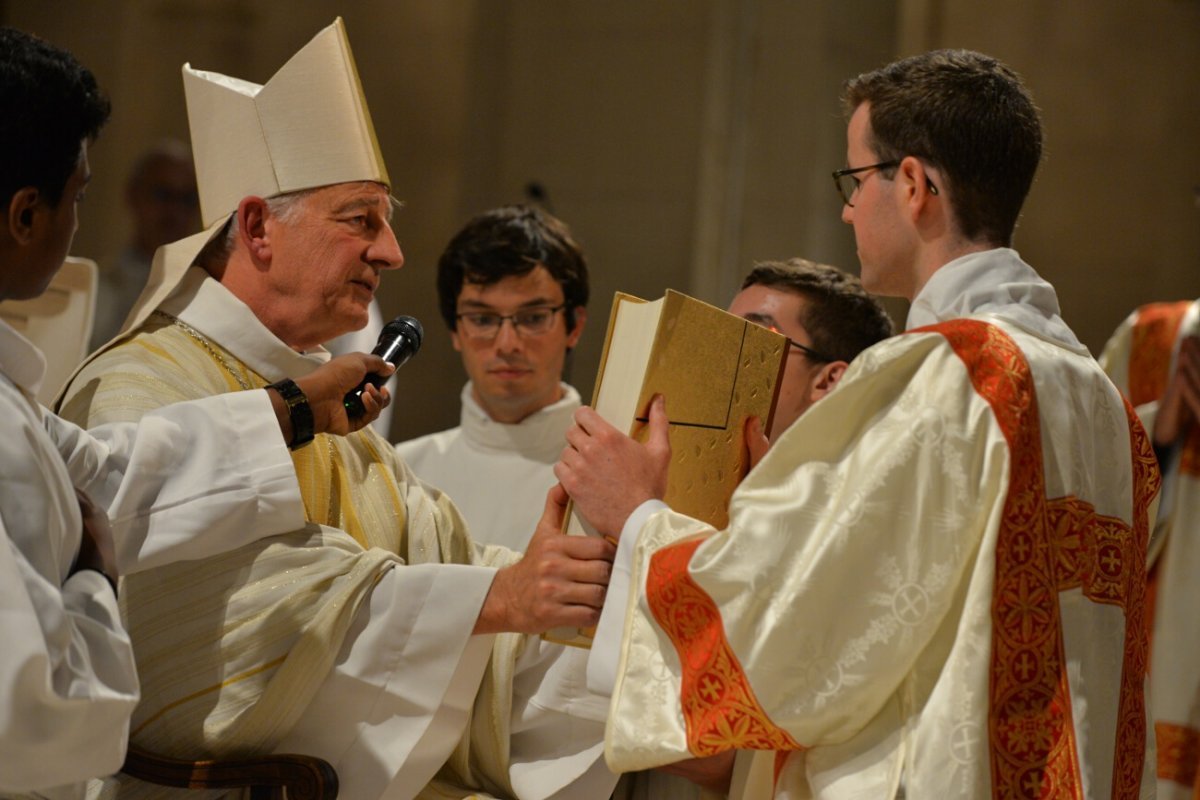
[0, 514, 137, 793]
[276, 563, 499, 800]
[508, 639, 617, 799]
[46, 390, 304, 573]
[588, 499, 668, 697]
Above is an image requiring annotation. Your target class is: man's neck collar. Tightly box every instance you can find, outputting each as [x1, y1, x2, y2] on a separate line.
[906, 239, 997, 302]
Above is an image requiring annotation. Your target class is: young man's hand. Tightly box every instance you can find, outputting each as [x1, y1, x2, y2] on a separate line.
[554, 395, 672, 540]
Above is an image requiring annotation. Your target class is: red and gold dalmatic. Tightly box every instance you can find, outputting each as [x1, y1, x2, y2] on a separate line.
[1101, 299, 1200, 800]
[602, 251, 1158, 800]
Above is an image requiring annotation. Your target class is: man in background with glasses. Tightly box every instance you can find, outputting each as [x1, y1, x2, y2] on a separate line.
[558, 49, 1158, 798]
[728, 258, 893, 444]
[397, 204, 589, 552]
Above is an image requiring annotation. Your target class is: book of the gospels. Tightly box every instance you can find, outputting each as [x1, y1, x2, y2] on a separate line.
[564, 289, 788, 535]
[548, 290, 787, 647]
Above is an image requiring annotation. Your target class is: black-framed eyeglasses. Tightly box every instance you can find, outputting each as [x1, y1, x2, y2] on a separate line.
[767, 326, 836, 363]
[831, 160, 939, 207]
[455, 305, 565, 340]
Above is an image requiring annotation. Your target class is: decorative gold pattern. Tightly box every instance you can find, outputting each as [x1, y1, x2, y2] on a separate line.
[162, 311, 253, 391]
[1155, 721, 1200, 789]
[645, 536, 803, 757]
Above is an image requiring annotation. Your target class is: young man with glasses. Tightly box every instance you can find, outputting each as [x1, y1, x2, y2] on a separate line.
[558, 49, 1158, 798]
[397, 204, 588, 551]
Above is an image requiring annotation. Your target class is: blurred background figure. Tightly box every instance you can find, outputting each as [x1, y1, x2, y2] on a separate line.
[90, 138, 198, 350]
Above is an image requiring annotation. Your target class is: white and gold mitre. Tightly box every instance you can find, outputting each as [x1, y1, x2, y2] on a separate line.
[113, 17, 388, 340]
[185, 16, 389, 228]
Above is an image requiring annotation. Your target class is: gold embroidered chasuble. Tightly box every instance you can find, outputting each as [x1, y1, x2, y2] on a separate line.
[59, 307, 527, 799]
[604, 314, 1157, 799]
[1100, 299, 1200, 800]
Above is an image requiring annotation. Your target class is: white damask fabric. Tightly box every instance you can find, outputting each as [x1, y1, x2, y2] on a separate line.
[591, 248, 1157, 800]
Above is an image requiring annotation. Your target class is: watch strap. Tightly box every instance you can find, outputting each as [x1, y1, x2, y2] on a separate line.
[268, 378, 315, 450]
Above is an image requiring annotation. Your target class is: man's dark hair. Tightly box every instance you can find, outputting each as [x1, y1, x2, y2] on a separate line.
[437, 205, 589, 332]
[841, 49, 1042, 247]
[742, 258, 894, 363]
[0, 27, 111, 209]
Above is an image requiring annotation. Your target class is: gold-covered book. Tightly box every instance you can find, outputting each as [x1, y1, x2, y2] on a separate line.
[549, 289, 787, 646]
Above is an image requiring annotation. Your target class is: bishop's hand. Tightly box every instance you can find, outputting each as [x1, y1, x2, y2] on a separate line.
[474, 484, 616, 634]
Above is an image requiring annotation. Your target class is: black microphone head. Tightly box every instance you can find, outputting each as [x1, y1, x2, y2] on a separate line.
[345, 315, 424, 419]
[373, 314, 423, 367]
[380, 315, 423, 349]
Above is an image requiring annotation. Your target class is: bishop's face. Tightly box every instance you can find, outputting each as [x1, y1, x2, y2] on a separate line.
[263, 181, 403, 349]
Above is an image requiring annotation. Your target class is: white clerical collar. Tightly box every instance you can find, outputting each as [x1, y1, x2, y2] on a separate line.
[460, 381, 581, 458]
[0, 316, 47, 398]
[159, 266, 331, 382]
[906, 248, 1083, 351]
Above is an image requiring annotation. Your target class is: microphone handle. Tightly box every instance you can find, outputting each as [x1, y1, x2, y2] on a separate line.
[344, 368, 389, 419]
[343, 339, 418, 419]
[344, 316, 423, 420]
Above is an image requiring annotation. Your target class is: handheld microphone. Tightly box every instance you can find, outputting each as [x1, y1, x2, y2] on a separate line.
[343, 315, 424, 419]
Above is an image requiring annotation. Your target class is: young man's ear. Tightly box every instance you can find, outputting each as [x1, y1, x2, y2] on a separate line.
[566, 305, 588, 348]
[5, 187, 42, 245]
[898, 156, 939, 216]
[811, 361, 849, 403]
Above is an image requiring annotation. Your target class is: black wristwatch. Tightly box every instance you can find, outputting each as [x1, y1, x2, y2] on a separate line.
[268, 378, 315, 450]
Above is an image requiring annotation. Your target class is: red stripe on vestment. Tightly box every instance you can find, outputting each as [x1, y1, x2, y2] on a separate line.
[1155, 721, 1200, 789]
[1127, 301, 1191, 408]
[926, 319, 1151, 799]
[645, 536, 803, 757]
[1125, 301, 1200, 478]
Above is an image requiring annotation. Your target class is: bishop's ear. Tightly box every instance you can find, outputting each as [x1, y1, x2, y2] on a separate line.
[236, 196, 272, 260]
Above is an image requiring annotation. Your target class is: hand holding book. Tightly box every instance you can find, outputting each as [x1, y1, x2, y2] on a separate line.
[557, 394, 673, 541]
